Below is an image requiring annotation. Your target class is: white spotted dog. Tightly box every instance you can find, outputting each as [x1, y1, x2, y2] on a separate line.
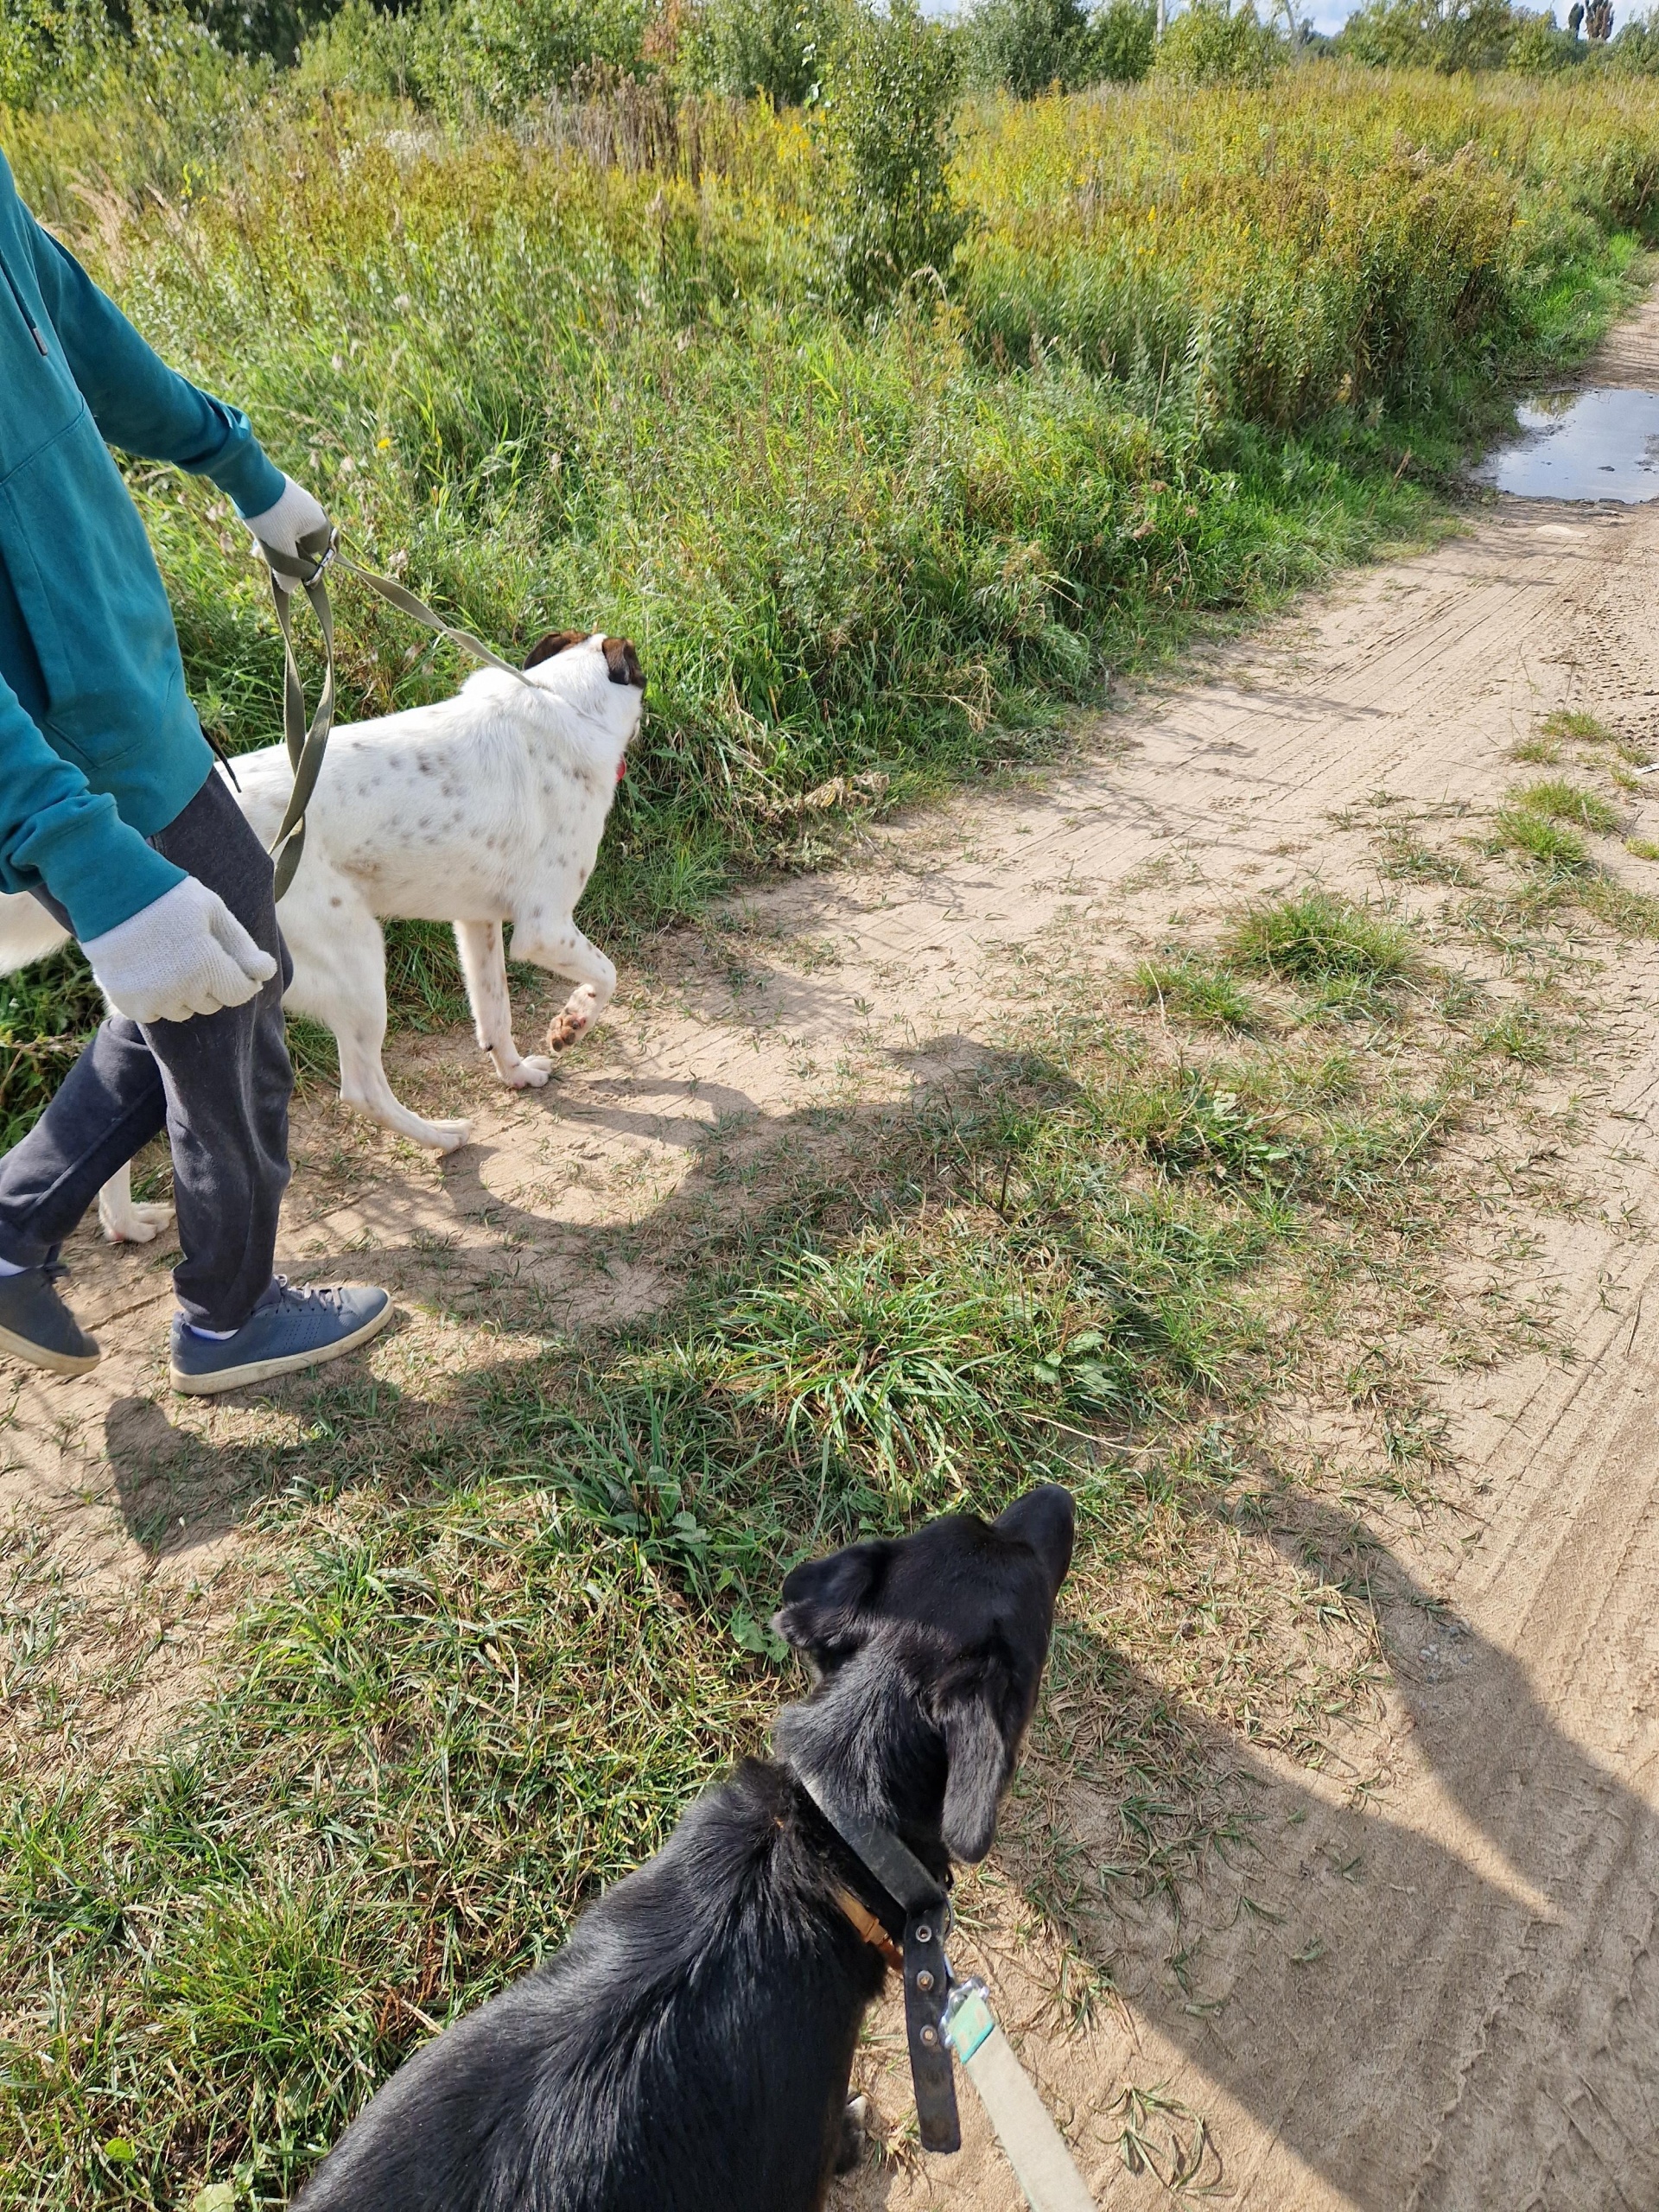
[0, 630, 642, 1243]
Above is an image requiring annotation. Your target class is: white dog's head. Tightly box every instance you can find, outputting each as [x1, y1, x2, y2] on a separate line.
[521, 630, 645, 777]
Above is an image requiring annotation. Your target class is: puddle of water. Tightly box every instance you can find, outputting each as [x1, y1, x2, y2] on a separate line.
[1477, 386, 1659, 503]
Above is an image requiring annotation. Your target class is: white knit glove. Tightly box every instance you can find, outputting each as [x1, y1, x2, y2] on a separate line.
[82, 879, 277, 1026]
[242, 475, 333, 593]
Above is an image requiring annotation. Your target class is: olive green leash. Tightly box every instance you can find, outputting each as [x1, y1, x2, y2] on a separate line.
[257, 524, 532, 899]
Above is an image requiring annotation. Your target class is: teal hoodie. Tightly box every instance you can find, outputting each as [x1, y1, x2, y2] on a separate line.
[0, 146, 285, 942]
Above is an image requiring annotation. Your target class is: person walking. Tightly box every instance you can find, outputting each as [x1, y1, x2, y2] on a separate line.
[0, 147, 391, 1394]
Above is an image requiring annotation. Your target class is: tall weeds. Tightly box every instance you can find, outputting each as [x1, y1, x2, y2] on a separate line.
[0, 64, 1652, 1123]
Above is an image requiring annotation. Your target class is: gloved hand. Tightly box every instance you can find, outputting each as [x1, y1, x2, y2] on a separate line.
[82, 878, 278, 1026]
[242, 474, 333, 593]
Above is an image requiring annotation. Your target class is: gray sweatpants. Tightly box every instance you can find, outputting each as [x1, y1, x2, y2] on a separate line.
[0, 770, 293, 1330]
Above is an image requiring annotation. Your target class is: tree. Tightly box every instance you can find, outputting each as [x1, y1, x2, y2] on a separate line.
[821, 0, 968, 314]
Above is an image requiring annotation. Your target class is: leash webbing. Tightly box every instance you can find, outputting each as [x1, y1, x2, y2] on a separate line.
[945, 1983, 1097, 2212]
[257, 527, 532, 899]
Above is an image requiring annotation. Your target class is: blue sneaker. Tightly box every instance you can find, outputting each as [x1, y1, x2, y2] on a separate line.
[0, 1261, 99, 1377]
[168, 1279, 392, 1395]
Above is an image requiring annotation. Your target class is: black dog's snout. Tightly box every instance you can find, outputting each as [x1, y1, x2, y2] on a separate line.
[995, 1484, 1076, 1595]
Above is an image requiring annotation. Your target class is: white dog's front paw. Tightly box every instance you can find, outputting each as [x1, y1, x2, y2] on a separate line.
[503, 1055, 554, 1090]
[546, 991, 599, 1052]
[101, 1198, 175, 1246]
[420, 1118, 474, 1153]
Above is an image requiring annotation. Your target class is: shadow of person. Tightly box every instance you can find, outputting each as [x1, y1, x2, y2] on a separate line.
[1017, 1503, 1659, 2210]
[103, 1035, 1085, 1557]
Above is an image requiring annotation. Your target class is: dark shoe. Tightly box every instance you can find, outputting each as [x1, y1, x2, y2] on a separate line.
[168, 1279, 391, 1395]
[0, 1262, 100, 1377]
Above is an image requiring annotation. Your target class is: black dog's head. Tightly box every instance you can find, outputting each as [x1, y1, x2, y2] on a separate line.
[771, 1485, 1074, 1866]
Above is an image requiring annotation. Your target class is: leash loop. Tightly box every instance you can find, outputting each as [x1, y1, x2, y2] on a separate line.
[799, 1779, 960, 2152]
[799, 1774, 1096, 2206]
[254, 525, 532, 900]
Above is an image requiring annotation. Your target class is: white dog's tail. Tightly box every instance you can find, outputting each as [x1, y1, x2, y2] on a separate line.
[0, 891, 73, 975]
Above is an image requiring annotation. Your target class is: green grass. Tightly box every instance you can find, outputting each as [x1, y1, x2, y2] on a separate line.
[1134, 957, 1262, 1032]
[2, 878, 1521, 2206]
[1494, 805, 1592, 872]
[4, 40, 1659, 2209]
[1224, 888, 1416, 989]
[1539, 708, 1618, 745]
[2, 60, 1655, 1138]
[0, 947, 103, 1153]
[1510, 779, 1621, 834]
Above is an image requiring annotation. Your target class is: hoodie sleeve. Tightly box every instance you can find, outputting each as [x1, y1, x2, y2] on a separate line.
[21, 213, 287, 519]
[0, 663, 186, 942]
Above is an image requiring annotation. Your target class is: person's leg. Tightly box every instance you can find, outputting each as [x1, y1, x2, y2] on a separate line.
[138, 771, 294, 1330]
[144, 778, 391, 1389]
[0, 767, 391, 1387]
[0, 1010, 168, 1267]
[0, 769, 290, 1322]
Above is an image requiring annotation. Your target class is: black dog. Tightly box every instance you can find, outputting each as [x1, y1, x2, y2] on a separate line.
[292, 1484, 1074, 2212]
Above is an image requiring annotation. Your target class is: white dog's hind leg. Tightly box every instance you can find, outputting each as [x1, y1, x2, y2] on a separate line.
[453, 921, 553, 1090]
[97, 1163, 175, 1245]
[333, 1008, 474, 1152]
[293, 911, 473, 1153]
[513, 919, 617, 1053]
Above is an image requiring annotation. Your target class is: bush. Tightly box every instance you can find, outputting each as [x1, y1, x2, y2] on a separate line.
[188, 0, 341, 61]
[963, 0, 1156, 92]
[677, 0, 842, 104]
[1335, 0, 1518, 69]
[296, 0, 655, 111]
[821, 0, 968, 312]
[963, 0, 1096, 93]
[442, 0, 656, 106]
[1092, 0, 1158, 77]
[1153, 0, 1286, 85]
[0, 0, 117, 106]
[1507, 8, 1584, 64]
[1611, 5, 1659, 63]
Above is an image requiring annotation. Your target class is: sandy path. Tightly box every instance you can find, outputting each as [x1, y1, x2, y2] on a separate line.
[12, 301, 1659, 2207]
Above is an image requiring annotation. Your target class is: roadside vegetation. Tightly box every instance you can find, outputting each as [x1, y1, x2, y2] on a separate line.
[5, 3, 1659, 2203]
[4, 38, 1658, 1135]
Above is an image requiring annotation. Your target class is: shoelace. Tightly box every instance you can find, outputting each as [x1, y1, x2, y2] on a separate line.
[270, 1277, 349, 1316]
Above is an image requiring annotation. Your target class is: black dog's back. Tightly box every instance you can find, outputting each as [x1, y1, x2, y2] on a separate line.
[296, 1762, 882, 2212]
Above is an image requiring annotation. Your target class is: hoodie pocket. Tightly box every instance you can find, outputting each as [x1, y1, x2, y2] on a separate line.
[0, 403, 185, 779]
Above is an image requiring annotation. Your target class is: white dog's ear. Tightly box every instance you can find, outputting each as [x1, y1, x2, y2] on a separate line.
[524, 630, 586, 670]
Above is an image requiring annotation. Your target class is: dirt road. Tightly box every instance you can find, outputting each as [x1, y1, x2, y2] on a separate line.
[11, 302, 1659, 2207]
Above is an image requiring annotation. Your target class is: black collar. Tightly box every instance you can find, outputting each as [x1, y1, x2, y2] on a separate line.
[793, 1772, 962, 2156]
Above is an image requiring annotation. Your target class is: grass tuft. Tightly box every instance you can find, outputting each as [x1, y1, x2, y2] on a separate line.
[1133, 958, 1262, 1033]
[1224, 889, 1415, 989]
[1510, 779, 1621, 834]
[1493, 806, 1592, 874]
[1539, 708, 1618, 746]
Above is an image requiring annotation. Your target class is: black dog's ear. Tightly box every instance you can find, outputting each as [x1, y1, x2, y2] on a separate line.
[524, 629, 587, 670]
[938, 1690, 1012, 1863]
[773, 1541, 885, 1657]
